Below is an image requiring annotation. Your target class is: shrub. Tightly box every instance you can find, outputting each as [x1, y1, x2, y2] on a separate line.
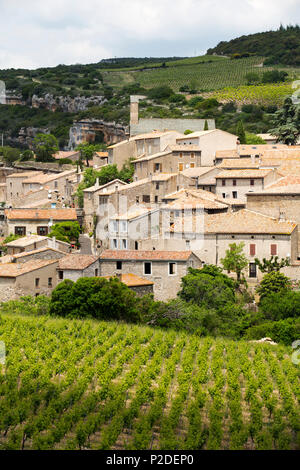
[259, 291, 300, 320]
[244, 318, 300, 345]
[256, 271, 292, 301]
[147, 86, 174, 100]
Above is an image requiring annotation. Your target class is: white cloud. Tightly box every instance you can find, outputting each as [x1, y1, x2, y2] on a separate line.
[0, 0, 298, 68]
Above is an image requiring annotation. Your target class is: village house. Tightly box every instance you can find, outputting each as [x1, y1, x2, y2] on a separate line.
[175, 129, 238, 166]
[0, 259, 59, 302]
[57, 254, 100, 282]
[4, 208, 78, 237]
[215, 168, 279, 202]
[3, 234, 71, 256]
[100, 273, 154, 297]
[99, 250, 202, 300]
[83, 179, 127, 231]
[53, 151, 80, 162]
[0, 246, 67, 264]
[143, 209, 298, 282]
[214, 144, 292, 164]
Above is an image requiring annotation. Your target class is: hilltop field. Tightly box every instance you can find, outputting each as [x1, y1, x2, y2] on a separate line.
[0, 313, 299, 450]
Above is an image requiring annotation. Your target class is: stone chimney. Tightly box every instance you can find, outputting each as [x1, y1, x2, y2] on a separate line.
[130, 96, 139, 126]
[95, 178, 100, 189]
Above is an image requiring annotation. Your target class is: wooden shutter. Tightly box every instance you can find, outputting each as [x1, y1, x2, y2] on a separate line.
[250, 244, 256, 256]
[270, 244, 277, 255]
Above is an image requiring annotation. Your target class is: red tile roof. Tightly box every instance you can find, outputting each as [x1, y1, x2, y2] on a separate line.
[100, 250, 194, 261]
[58, 254, 99, 270]
[5, 208, 77, 221]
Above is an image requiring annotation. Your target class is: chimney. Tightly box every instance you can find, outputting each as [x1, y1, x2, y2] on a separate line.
[130, 96, 139, 126]
[279, 211, 286, 221]
[95, 178, 100, 188]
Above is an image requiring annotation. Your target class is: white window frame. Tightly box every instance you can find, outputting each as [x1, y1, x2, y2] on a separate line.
[122, 239, 127, 249]
[111, 239, 118, 249]
[120, 221, 127, 233]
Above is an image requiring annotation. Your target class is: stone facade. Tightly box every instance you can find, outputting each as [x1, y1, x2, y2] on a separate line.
[58, 259, 100, 282]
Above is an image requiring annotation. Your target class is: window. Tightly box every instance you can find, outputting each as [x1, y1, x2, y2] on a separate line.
[250, 179, 254, 186]
[112, 239, 118, 249]
[169, 262, 176, 275]
[249, 263, 257, 278]
[179, 152, 183, 158]
[156, 183, 159, 190]
[232, 191, 237, 199]
[222, 179, 226, 186]
[178, 163, 184, 171]
[233, 179, 237, 186]
[54, 181, 58, 189]
[249, 244, 256, 256]
[135, 241, 138, 250]
[144, 262, 152, 275]
[186, 240, 190, 249]
[120, 221, 127, 232]
[154, 163, 160, 172]
[15, 227, 26, 236]
[122, 239, 127, 249]
[48, 278, 52, 287]
[270, 244, 277, 255]
[95, 269, 98, 277]
[112, 220, 118, 232]
[37, 226, 48, 236]
[136, 196, 139, 204]
[155, 196, 158, 203]
[116, 261, 122, 270]
[190, 163, 195, 168]
[191, 152, 195, 159]
[35, 278, 40, 287]
[143, 195, 150, 203]
[58, 271, 64, 280]
[222, 193, 226, 199]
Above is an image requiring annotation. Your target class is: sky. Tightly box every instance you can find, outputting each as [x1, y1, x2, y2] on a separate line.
[0, 0, 299, 69]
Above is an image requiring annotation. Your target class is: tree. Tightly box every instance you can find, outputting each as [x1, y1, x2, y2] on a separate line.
[76, 142, 95, 167]
[268, 97, 300, 145]
[2, 146, 20, 165]
[256, 271, 292, 301]
[179, 265, 235, 310]
[19, 149, 34, 161]
[221, 242, 248, 285]
[33, 133, 58, 162]
[236, 120, 246, 144]
[254, 256, 290, 273]
[204, 120, 209, 131]
[49, 221, 81, 246]
[245, 72, 260, 85]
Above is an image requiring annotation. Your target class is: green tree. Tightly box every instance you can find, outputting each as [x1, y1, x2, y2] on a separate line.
[76, 142, 95, 167]
[245, 72, 260, 85]
[49, 221, 81, 245]
[1, 146, 20, 165]
[254, 256, 290, 273]
[268, 97, 300, 145]
[236, 120, 246, 144]
[221, 242, 248, 285]
[33, 133, 58, 162]
[256, 271, 292, 301]
[19, 149, 34, 161]
[179, 265, 235, 310]
[204, 120, 209, 130]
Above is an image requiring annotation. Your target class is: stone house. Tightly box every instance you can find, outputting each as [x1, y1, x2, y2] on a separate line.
[176, 130, 238, 166]
[5, 171, 44, 205]
[99, 250, 202, 300]
[246, 176, 300, 252]
[0, 246, 67, 264]
[215, 169, 279, 202]
[4, 208, 78, 237]
[83, 179, 127, 231]
[101, 273, 154, 297]
[0, 259, 59, 302]
[133, 145, 202, 180]
[3, 234, 71, 256]
[214, 144, 289, 164]
[147, 209, 298, 282]
[57, 254, 100, 282]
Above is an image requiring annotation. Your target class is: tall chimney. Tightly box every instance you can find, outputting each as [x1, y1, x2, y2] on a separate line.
[130, 96, 139, 126]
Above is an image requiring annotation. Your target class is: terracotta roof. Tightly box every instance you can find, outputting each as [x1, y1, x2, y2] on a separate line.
[6, 171, 43, 178]
[216, 169, 272, 179]
[101, 273, 154, 287]
[4, 235, 48, 247]
[0, 247, 65, 264]
[58, 254, 99, 270]
[151, 173, 177, 181]
[133, 150, 171, 163]
[215, 150, 239, 159]
[100, 250, 194, 261]
[5, 208, 77, 221]
[111, 207, 155, 221]
[83, 179, 127, 193]
[162, 195, 227, 210]
[181, 167, 214, 178]
[94, 151, 109, 157]
[217, 158, 260, 169]
[248, 176, 300, 195]
[0, 259, 58, 277]
[54, 151, 79, 159]
[168, 209, 296, 235]
[23, 170, 76, 184]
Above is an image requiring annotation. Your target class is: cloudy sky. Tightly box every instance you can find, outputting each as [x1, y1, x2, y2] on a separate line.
[0, 0, 299, 69]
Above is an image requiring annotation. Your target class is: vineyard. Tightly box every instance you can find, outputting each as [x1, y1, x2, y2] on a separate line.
[102, 56, 299, 92]
[209, 83, 293, 106]
[0, 313, 299, 450]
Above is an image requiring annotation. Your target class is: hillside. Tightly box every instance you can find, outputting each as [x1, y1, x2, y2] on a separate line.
[207, 25, 300, 66]
[0, 313, 299, 450]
